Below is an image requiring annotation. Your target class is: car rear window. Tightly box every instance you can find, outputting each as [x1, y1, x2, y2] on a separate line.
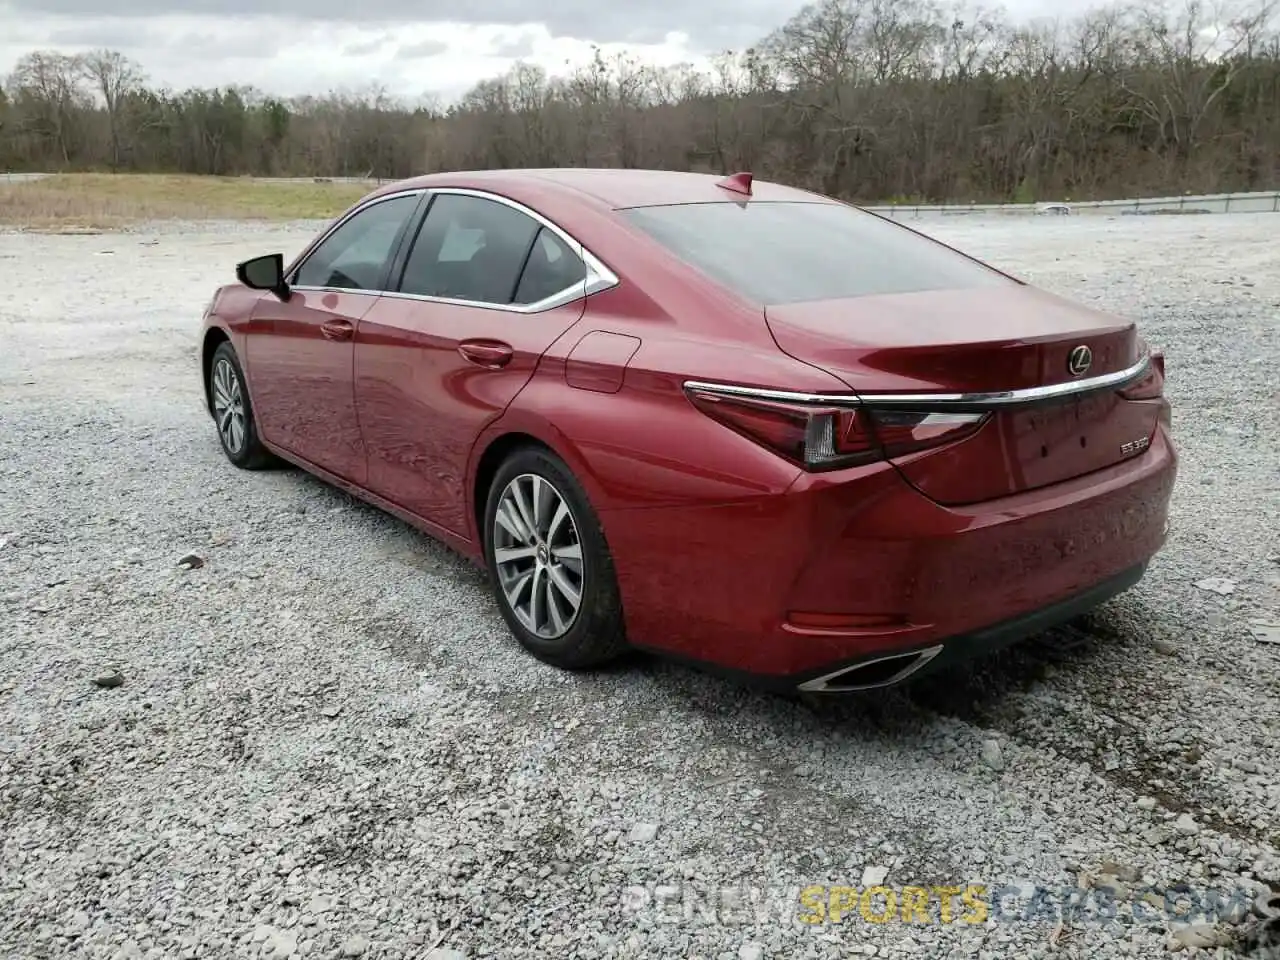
[622, 201, 1013, 304]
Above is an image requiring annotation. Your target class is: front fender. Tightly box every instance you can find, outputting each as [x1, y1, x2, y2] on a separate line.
[200, 285, 265, 412]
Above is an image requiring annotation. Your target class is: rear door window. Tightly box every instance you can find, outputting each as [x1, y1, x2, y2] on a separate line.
[399, 193, 540, 304]
[622, 201, 1013, 305]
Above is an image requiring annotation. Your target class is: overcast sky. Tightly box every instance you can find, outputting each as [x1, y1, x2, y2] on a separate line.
[0, 0, 1104, 104]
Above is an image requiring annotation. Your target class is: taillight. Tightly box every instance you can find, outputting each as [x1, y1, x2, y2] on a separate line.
[686, 388, 986, 471]
[871, 410, 989, 458]
[685, 391, 873, 468]
[1119, 349, 1165, 400]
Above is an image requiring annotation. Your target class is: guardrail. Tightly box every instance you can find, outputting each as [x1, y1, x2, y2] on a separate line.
[3, 172, 1278, 216]
[0, 172, 387, 186]
[248, 176, 388, 185]
[863, 191, 1280, 218]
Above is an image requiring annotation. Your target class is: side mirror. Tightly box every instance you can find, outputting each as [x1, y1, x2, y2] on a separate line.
[236, 253, 291, 301]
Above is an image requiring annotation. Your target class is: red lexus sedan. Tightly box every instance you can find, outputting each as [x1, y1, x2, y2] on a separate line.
[199, 168, 1176, 693]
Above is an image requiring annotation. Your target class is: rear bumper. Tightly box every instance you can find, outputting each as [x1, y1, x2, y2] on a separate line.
[602, 424, 1176, 688]
[790, 560, 1148, 693]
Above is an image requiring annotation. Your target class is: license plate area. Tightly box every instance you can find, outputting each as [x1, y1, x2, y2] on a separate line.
[1014, 391, 1118, 457]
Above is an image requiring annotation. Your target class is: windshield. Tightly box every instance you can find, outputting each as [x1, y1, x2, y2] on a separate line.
[622, 201, 1014, 305]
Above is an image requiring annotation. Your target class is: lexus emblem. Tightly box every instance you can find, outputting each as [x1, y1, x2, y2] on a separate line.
[1067, 345, 1092, 377]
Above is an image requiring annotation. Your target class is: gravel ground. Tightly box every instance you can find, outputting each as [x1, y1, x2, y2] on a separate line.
[1, 213, 1278, 960]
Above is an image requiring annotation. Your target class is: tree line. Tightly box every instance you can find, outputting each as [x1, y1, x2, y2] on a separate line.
[2, 0, 1278, 203]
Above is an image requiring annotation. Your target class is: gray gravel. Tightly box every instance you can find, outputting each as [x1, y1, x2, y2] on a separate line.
[1, 213, 1278, 960]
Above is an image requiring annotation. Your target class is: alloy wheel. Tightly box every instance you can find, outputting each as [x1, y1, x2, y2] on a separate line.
[211, 357, 247, 456]
[492, 473, 584, 640]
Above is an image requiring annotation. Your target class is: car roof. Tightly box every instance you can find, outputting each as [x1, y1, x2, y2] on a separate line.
[368, 168, 834, 210]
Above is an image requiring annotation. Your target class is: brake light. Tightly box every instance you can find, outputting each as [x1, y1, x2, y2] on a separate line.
[1118, 349, 1165, 400]
[686, 388, 986, 470]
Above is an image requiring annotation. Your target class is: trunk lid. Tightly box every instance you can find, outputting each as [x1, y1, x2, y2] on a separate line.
[765, 287, 1159, 504]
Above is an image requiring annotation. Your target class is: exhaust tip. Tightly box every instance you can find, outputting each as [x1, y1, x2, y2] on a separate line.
[797, 644, 944, 694]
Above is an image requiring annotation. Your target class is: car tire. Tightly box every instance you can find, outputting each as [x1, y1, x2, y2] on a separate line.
[483, 445, 628, 670]
[208, 341, 274, 470]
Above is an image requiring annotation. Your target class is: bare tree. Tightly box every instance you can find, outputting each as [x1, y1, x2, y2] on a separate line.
[1, 0, 1278, 200]
[79, 49, 145, 170]
[7, 51, 88, 166]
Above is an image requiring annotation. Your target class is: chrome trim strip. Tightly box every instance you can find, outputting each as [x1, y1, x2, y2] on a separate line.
[285, 185, 620, 314]
[858, 354, 1151, 407]
[684, 380, 865, 407]
[684, 354, 1151, 410]
[796, 644, 945, 693]
[373, 264, 615, 314]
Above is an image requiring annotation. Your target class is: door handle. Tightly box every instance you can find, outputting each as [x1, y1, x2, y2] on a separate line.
[320, 318, 354, 341]
[458, 340, 514, 368]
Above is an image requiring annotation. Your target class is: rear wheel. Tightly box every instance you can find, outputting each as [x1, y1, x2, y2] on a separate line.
[483, 446, 627, 669]
[209, 341, 274, 470]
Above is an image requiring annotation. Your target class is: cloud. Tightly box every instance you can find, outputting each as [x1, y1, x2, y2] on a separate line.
[0, 0, 1114, 104]
[489, 30, 536, 58]
[1, 0, 794, 49]
[394, 38, 450, 59]
[44, 22, 145, 46]
[172, 30, 279, 58]
[0, 13, 720, 102]
[31, 18, 285, 60]
[342, 35, 390, 57]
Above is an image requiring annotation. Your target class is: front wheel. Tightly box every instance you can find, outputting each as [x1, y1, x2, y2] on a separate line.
[208, 341, 274, 470]
[483, 446, 627, 669]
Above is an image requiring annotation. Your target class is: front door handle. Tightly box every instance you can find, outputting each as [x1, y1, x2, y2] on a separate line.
[320, 318, 354, 341]
[458, 339, 514, 368]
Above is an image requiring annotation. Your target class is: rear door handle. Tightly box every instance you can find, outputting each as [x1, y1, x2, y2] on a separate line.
[320, 318, 354, 341]
[458, 340, 514, 368]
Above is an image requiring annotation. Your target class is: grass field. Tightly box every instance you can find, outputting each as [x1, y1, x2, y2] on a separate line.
[0, 174, 373, 229]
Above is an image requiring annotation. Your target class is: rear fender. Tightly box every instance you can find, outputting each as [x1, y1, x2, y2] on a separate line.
[466, 404, 605, 547]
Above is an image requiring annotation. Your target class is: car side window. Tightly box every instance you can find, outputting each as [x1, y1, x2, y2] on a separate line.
[399, 194, 541, 304]
[293, 194, 418, 291]
[513, 228, 587, 305]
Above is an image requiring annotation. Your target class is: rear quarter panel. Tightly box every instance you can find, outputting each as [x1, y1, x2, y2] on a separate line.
[474, 273, 856, 524]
